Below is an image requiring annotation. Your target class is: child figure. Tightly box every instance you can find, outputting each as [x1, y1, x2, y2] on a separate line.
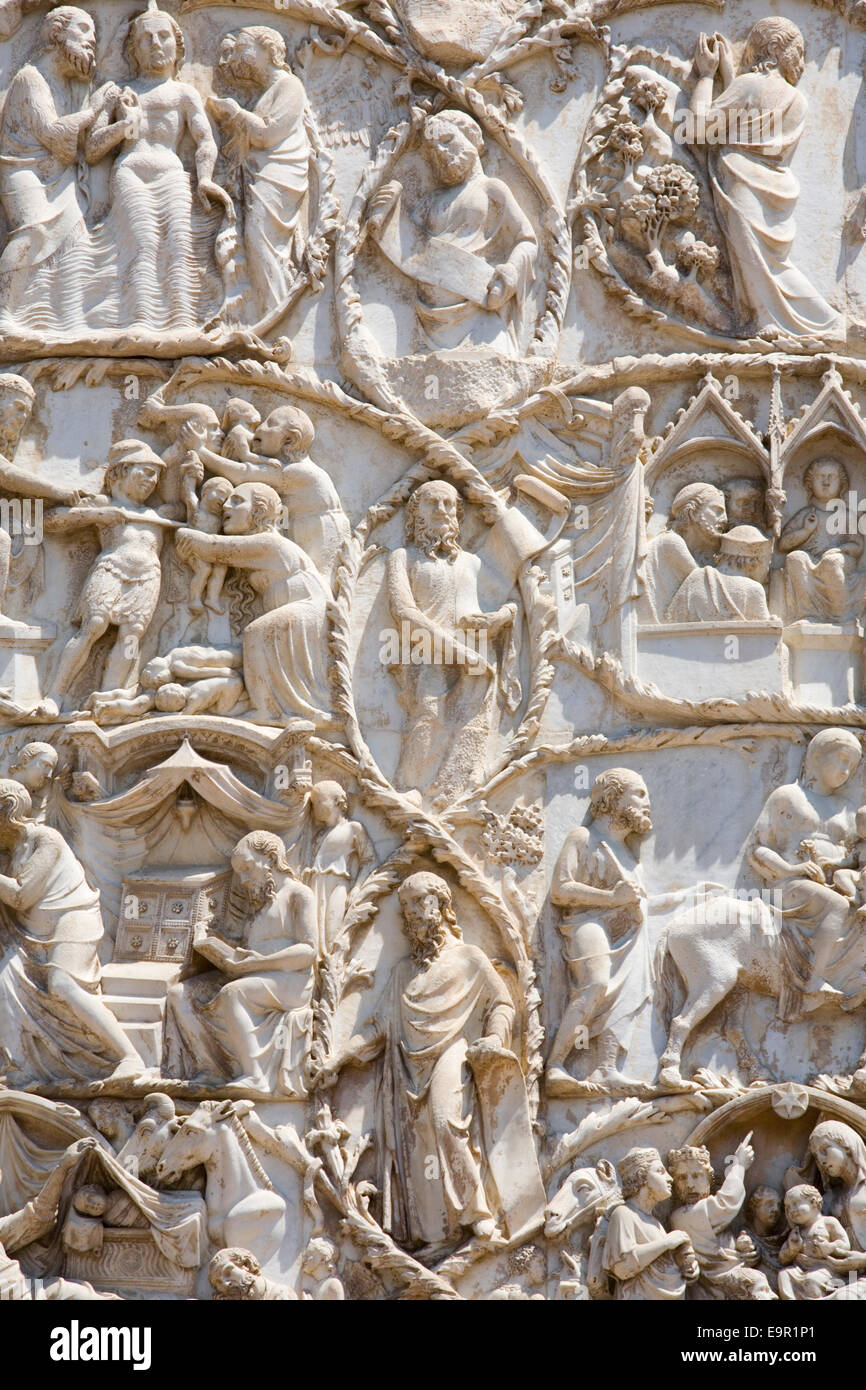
[779, 458, 863, 621]
[305, 780, 374, 955]
[831, 805, 866, 915]
[180, 405, 350, 580]
[187, 477, 233, 613]
[88, 647, 247, 722]
[778, 1183, 866, 1299]
[221, 399, 261, 462]
[300, 1237, 344, 1300]
[62, 1184, 109, 1257]
[137, 400, 223, 519]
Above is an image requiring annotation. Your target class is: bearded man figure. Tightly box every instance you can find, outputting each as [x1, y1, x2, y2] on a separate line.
[320, 870, 545, 1252]
[668, 1139, 776, 1300]
[0, 6, 129, 334]
[366, 108, 537, 353]
[640, 482, 729, 621]
[163, 830, 317, 1095]
[386, 479, 519, 804]
[208, 26, 311, 325]
[546, 768, 654, 1094]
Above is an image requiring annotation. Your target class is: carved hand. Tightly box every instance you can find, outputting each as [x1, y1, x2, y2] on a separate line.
[667, 1229, 692, 1252]
[458, 611, 488, 631]
[92, 81, 122, 114]
[693, 33, 719, 78]
[199, 177, 235, 219]
[175, 528, 198, 563]
[180, 453, 205, 486]
[487, 262, 519, 311]
[207, 95, 241, 124]
[797, 859, 827, 883]
[610, 880, 644, 908]
[61, 1136, 97, 1169]
[178, 420, 209, 455]
[365, 180, 401, 236]
[730, 1132, 755, 1169]
[118, 88, 141, 141]
[487, 602, 518, 635]
[466, 1036, 510, 1065]
[194, 931, 235, 970]
[735, 1231, 757, 1259]
[714, 32, 735, 87]
[290, 760, 314, 795]
[311, 1062, 340, 1091]
[812, 1235, 837, 1258]
[671, 1234, 699, 1280]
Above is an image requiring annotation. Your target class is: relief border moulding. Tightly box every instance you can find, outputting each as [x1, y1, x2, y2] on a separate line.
[683, 1084, 866, 1147]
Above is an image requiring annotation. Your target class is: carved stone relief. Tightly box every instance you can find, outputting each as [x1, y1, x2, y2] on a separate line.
[7, 0, 866, 1310]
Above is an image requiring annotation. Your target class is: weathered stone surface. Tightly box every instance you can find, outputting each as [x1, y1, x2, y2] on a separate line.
[4, 0, 866, 1305]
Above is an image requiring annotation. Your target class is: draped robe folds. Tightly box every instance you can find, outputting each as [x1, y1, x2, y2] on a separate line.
[664, 565, 771, 622]
[0, 69, 224, 335]
[554, 828, 653, 1043]
[706, 71, 842, 338]
[557, 444, 646, 654]
[91, 158, 223, 332]
[640, 531, 695, 623]
[306, 819, 373, 955]
[231, 78, 311, 320]
[374, 941, 532, 1247]
[388, 543, 520, 801]
[0, 827, 123, 1083]
[372, 176, 537, 352]
[276, 457, 350, 582]
[163, 881, 316, 1097]
[748, 782, 866, 1017]
[497, 419, 645, 654]
[670, 1168, 752, 1297]
[775, 877, 864, 1011]
[0, 66, 105, 333]
[0, 1112, 204, 1298]
[56, 745, 306, 928]
[242, 558, 332, 723]
[822, 1142, 866, 1254]
[781, 503, 864, 621]
[603, 1201, 686, 1300]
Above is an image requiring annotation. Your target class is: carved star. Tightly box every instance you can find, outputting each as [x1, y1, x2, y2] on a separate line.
[771, 1082, 810, 1120]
